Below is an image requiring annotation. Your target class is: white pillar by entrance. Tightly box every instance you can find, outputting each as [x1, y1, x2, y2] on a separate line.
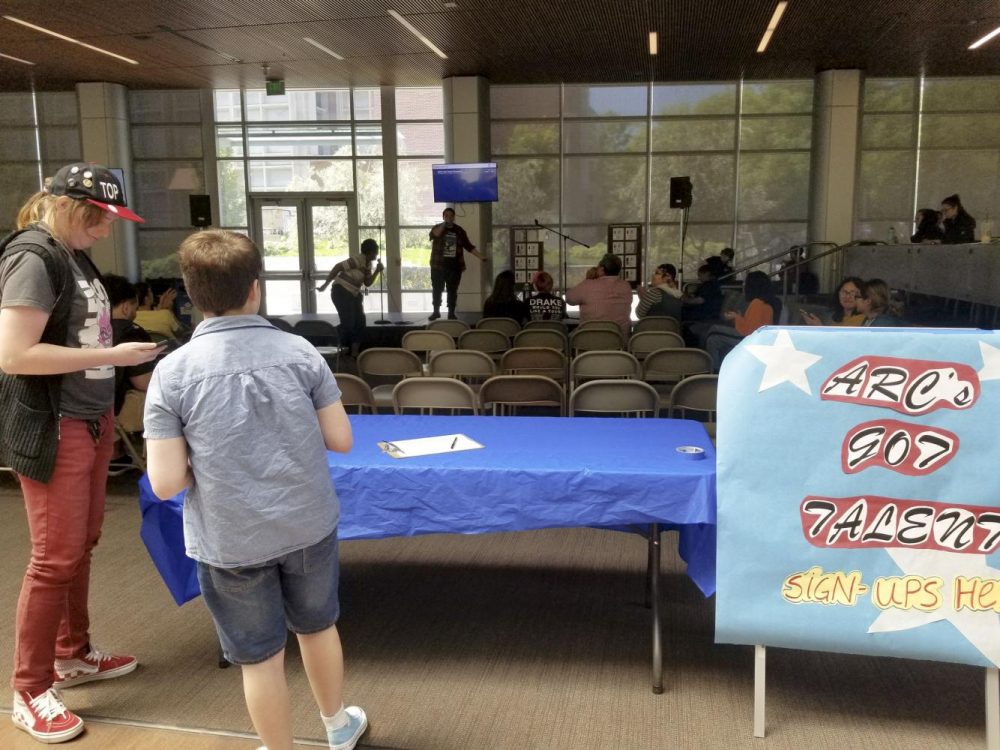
[442, 76, 492, 313]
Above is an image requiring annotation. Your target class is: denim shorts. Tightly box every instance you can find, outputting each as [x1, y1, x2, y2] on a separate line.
[196, 530, 340, 665]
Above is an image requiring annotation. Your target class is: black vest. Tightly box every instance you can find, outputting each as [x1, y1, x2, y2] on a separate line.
[0, 228, 78, 482]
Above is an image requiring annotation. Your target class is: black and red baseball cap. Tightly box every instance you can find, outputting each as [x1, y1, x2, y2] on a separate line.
[48, 163, 144, 223]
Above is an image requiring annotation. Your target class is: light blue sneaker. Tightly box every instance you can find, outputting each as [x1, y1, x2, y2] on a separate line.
[328, 705, 368, 750]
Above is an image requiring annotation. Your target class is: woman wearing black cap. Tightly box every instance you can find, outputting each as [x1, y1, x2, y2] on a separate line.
[317, 238, 383, 358]
[0, 163, 159, 743]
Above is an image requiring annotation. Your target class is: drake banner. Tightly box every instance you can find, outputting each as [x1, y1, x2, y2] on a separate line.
[715, 327, 1000, 668]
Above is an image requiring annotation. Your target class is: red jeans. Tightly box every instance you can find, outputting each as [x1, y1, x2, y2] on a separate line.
[12, 411, 114, 692]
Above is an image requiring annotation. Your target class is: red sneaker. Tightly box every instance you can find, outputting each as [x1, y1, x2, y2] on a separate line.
[54, 647, 137, 688]
[12, 688, 85, 743]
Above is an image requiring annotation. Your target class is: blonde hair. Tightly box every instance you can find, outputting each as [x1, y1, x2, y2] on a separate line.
[16, 191, 106, 232]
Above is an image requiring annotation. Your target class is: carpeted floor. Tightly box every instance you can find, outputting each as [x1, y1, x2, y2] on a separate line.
[0, 473, 988, 749]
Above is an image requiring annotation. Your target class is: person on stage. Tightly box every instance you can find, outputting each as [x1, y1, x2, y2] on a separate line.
[317, 239, 383, 358]
[428, 208, 485, 320]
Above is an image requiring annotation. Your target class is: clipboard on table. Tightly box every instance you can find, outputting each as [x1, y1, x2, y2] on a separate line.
[378, 433, 484, 459]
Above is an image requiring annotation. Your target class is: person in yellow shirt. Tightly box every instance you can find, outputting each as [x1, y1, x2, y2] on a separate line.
[133, 282, 186, 341]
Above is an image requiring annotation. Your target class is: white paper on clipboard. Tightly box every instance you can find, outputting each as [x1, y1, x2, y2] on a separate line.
[378, 433, 484, 459]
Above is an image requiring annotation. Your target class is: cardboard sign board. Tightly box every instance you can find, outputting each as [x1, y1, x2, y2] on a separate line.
[716, 327, 1000, 668]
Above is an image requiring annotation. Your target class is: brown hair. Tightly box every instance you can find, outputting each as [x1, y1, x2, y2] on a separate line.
[534, 271, 554, 294]
[861, 278, 890, 314]
[179, 230, 262, 315]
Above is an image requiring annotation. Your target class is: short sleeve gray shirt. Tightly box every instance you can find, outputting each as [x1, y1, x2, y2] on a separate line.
[0, 241, 114, 418]
[143, 315, 343, 567]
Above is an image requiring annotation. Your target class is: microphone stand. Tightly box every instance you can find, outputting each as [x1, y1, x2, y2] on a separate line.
[533, 219, 589, 293]
[678, 206, 690, 286]
[373, 225, 401, 325]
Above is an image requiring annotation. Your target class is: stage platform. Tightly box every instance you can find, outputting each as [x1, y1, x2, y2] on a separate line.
[280, 312, 483, 349]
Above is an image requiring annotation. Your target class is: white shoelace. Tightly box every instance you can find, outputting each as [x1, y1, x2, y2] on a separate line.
[84, 647, 112, 664]
[28, 689, 69, 720]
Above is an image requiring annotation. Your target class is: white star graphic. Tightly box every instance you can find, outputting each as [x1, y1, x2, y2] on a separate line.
[744, 329, 823, 395]
[978, 341, 1000, 381]
[868, 548, 1000, 666]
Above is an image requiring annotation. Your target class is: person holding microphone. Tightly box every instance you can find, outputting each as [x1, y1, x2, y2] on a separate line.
[317, 238, 383, 359]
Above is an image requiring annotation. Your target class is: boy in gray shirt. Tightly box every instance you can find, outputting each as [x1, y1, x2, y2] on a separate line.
[144, 230, 367, 750]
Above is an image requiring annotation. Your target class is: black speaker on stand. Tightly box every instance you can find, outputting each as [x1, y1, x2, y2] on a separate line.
[189, 194, 212, 228]
[669, 176, 692, 209]
[669, 177, 692, 284]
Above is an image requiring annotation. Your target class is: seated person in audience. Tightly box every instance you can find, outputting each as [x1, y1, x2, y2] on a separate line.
[483, 269, 529, 323]
[911, 208, 944, 244]
[705, 248, 735, 279]
[858, 278, 905, 327]
[103, 275, 160, 417]
[528, 271, 566, 321]
[134, 281, 187, 341]
[564, 253, 633, 337]
[144, 230, 369, 750]
[681, 261, 724, 322]
[940, 194, 976, 244]
[719, 247, 735, 275]
[705, 271, 780, 370]
[681, 261, 725, 346]
[636, 263, 682, 320]
[801, 276, 866, 326]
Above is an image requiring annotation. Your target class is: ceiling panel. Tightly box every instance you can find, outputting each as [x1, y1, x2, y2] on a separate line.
[0, 0, 996, 92]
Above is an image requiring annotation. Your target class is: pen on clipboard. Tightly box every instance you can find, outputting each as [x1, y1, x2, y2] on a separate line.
[450, 437, 458, 450]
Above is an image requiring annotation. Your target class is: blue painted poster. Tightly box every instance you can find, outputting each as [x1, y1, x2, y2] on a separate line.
[715, 327, 1000, 668]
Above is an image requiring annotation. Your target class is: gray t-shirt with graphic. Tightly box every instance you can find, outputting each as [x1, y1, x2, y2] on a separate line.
[0, 246, 114, 418]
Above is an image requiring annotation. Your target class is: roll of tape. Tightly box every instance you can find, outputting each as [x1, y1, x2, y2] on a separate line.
[676, 445, 706, 460]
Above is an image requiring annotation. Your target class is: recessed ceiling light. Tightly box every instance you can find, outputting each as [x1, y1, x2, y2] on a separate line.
[0, 50, 34, 65]
[648, 31, 658, 56]
[443, 2, 459, 7]
[969, 25, 1000, 50]
[303, 37, 345, 60]
[2, 15, 138, 64]
[756, 1, 788, 54]
[388, 9, 448, 59]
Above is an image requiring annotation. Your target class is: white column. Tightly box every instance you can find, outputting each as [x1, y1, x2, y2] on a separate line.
[808, 69, 863, 288]
[442, 76, 492, 313]
[75, 82, 138, 278]
[381, 86, 402, 313]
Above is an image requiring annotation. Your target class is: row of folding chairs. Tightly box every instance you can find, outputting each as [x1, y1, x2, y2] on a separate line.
[269, 316, 680, 346]
[404, 327, 685, 360]
[429, 315, 681, 339]
[336, 371, 716, 423]
[352, 345, 715, 425]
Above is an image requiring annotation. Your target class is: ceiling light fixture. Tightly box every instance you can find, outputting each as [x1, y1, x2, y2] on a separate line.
[387, 9, 448, 59]
[0, 50, 34, 65]
[969, 25, 1000, 50]
[303, 37, 345, 60]
[756, 1, 788, 54]
[648, 31, 658, 55]
[2, 15, 138, 64]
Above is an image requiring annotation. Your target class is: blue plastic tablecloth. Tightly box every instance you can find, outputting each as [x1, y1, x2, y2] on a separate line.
[334, 414, 717, 593]
[139, 414, 718, 603]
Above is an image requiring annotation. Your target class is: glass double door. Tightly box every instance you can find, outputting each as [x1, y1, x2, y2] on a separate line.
[249, 193, 358, 316]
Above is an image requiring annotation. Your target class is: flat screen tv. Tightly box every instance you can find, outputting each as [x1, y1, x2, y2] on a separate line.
[432, 162, 498, 203]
